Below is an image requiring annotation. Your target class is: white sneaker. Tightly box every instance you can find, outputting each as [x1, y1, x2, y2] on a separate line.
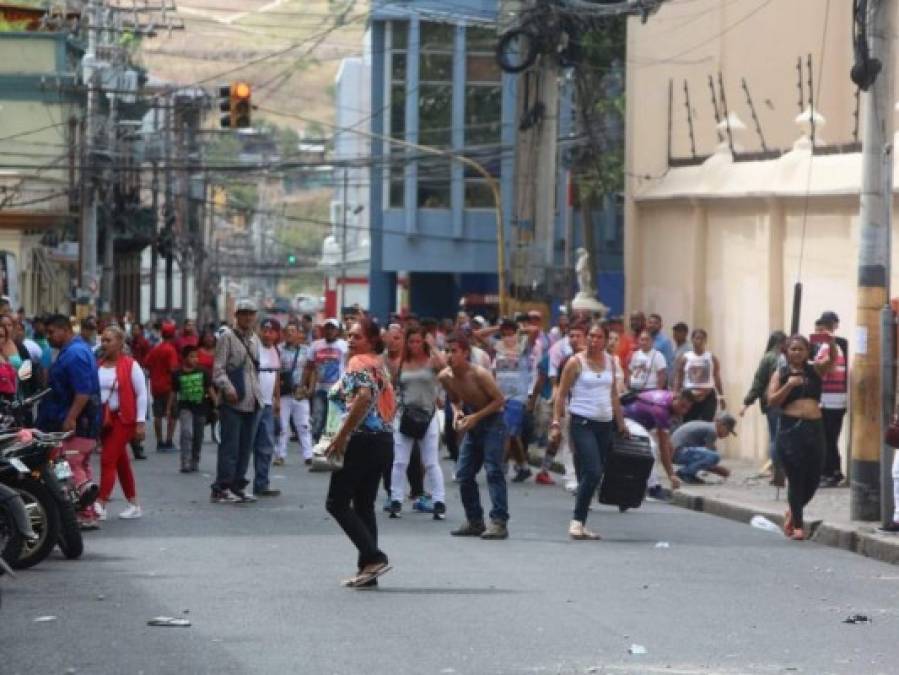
[94, 501, 107, 521]
[118, 504, 142, 519]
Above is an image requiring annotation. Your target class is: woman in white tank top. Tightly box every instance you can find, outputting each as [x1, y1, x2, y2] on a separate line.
[550, 323, 627, 540]
[673, 328, 724, 422]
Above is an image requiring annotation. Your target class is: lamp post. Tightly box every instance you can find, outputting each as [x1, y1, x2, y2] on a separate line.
[260, 107, 508, 317]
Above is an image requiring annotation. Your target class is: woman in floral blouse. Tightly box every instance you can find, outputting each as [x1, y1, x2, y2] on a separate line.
[325, 317, 396, 588]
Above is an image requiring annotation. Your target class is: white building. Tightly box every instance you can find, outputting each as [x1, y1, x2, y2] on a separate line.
[320, 39, 373, 315]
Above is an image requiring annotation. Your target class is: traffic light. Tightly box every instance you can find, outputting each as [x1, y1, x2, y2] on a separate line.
[286, 253, 297, 266]
[217, 82, 252, 128]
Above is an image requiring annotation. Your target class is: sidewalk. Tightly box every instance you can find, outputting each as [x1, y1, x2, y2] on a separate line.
[527, 445, 899, 564]
[669, 459, 899, 566]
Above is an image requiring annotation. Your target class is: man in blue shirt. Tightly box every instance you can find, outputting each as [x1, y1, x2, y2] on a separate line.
[37, 314, 101, 527]
[647, 313, 675, 378]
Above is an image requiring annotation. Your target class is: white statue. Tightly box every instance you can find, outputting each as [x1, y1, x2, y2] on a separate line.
[571, 247, 608, 316]
[574, 247, 595, 298]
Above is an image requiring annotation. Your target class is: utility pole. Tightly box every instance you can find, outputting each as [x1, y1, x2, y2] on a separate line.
[340, 167, 348, 313]
[101, 94, 117, 313]
[164, 102, 174, 315]
[80, 0, 101, 312]
[851, 0, 895, 521]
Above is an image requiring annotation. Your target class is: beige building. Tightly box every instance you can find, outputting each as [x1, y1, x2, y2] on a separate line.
[624, 0, 894, 461]
[0, 30, 82, 313]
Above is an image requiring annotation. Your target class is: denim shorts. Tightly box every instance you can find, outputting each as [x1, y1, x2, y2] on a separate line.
[504, 399, 526, 438]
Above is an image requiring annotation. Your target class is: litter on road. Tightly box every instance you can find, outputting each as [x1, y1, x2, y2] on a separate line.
[147, 617, 192, 627]
[628, 644, 648, 655]
[750, 515, 782, 534]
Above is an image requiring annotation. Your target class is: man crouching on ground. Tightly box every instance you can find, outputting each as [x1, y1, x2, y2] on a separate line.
[439, 333, 509, 540]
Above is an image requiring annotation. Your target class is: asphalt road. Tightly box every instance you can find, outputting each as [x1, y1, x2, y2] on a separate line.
[3, 430, 899, 675]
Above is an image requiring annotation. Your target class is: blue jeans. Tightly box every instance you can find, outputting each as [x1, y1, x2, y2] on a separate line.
[672, 446, 720, 478]
[568, 414, 613, 523]
[214, 404, 261, 492]
[311, 389, 329, 442]
[456, 413, 509, 524]
[253, 404, 275, 493]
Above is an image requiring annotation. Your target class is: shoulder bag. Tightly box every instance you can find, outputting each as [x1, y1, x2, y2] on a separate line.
[397, 363, 434, 440]
[226, 331, 259, 402]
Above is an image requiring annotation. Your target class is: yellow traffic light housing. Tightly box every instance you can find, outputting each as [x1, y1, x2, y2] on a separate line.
[218, 82, 252, 128]
[231, 81, 251, 128]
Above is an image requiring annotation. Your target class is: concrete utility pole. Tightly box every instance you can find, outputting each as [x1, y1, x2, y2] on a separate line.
[80, 0, 101, 310]
[851, 0, 895, 521]
[340, 167, 348, 313]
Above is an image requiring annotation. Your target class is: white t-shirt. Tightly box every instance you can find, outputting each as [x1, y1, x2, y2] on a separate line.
[310, 338, 349, 391]
[98, 361, 148, 423]
[548, 336, 573, 379]
[628, 349, 667, 390]
[258, 345, 280, 406]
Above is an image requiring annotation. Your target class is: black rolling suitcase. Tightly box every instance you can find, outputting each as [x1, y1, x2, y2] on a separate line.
[598, 433, 654, 510]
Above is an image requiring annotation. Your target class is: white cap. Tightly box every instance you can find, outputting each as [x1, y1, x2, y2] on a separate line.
[236, 298, 258, 313]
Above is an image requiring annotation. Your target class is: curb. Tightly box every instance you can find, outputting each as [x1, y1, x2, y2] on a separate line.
[670, 489, 899, 566]
[526, 447, 899, 566]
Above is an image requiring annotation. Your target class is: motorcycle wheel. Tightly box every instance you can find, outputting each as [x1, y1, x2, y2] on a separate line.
[0, 500, 23, 573]
[44, 472, 83, 560]
[496, 28, 539, 74]
[13, 477, 61, 570]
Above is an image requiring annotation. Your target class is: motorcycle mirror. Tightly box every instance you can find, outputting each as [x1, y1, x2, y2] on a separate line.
[17, 360, 32, 382]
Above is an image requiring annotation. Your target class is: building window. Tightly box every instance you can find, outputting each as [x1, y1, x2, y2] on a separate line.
[387, 21, 407, 208]
[417, 21, 453, 209]
[464, 25, 502, 208]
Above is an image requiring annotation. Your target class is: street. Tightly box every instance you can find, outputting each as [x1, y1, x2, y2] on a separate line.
[2, 432, 899, 675]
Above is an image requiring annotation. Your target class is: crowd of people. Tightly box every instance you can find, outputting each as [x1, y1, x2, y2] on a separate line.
[2, 294, 865, 587]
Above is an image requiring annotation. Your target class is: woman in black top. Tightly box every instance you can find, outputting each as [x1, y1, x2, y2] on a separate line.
[767, 334, 835, 540]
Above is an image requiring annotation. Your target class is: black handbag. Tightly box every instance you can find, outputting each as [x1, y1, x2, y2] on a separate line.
[397, 362, 434, 439]
[399, 405, 433, 440]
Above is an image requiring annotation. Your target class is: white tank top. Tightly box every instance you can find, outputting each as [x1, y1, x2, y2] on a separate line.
[568, 353, 614, 422]
[682, 350, 714, 389]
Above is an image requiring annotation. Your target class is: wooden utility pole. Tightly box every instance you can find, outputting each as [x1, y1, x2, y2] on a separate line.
[851, 0, 895, 521]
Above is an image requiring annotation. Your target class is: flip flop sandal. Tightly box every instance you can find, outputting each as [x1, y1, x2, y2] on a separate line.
[783, 510, 795, 537]
[349, 564, 392, 588]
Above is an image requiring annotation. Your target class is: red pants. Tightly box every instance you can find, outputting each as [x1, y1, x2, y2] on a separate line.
[62, 436, 97, 492]
[99, 418, 137, 502]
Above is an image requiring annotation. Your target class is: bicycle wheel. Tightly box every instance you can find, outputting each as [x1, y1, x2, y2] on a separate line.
[496, 28, 539, 74]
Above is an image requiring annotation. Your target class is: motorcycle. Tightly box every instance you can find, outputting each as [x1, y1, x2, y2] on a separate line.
[0, 479, 36, 570]
[0, 386, 81, 569]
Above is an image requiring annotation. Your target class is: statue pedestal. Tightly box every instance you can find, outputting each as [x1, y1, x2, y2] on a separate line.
[571, 294, 608, 317]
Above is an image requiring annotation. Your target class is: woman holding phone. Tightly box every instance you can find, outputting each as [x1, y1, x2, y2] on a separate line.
[767, 334, 835, 540]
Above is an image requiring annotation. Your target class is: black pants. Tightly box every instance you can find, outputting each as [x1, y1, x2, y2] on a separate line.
[444, 400, 459, 461]
[776, 415, 825, 529]
[326, 432, 393, 569]
[821, 408, 846, 478]
[685, 391, 717, 422]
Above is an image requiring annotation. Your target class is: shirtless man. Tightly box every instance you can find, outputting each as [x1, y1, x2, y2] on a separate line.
[439, 333, 509, 540]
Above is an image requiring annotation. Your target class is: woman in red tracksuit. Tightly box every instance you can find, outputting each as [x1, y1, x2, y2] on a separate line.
[94, 326, 148, 520]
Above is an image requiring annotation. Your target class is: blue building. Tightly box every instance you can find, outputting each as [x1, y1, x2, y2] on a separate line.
[366, 0, 624, 320]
